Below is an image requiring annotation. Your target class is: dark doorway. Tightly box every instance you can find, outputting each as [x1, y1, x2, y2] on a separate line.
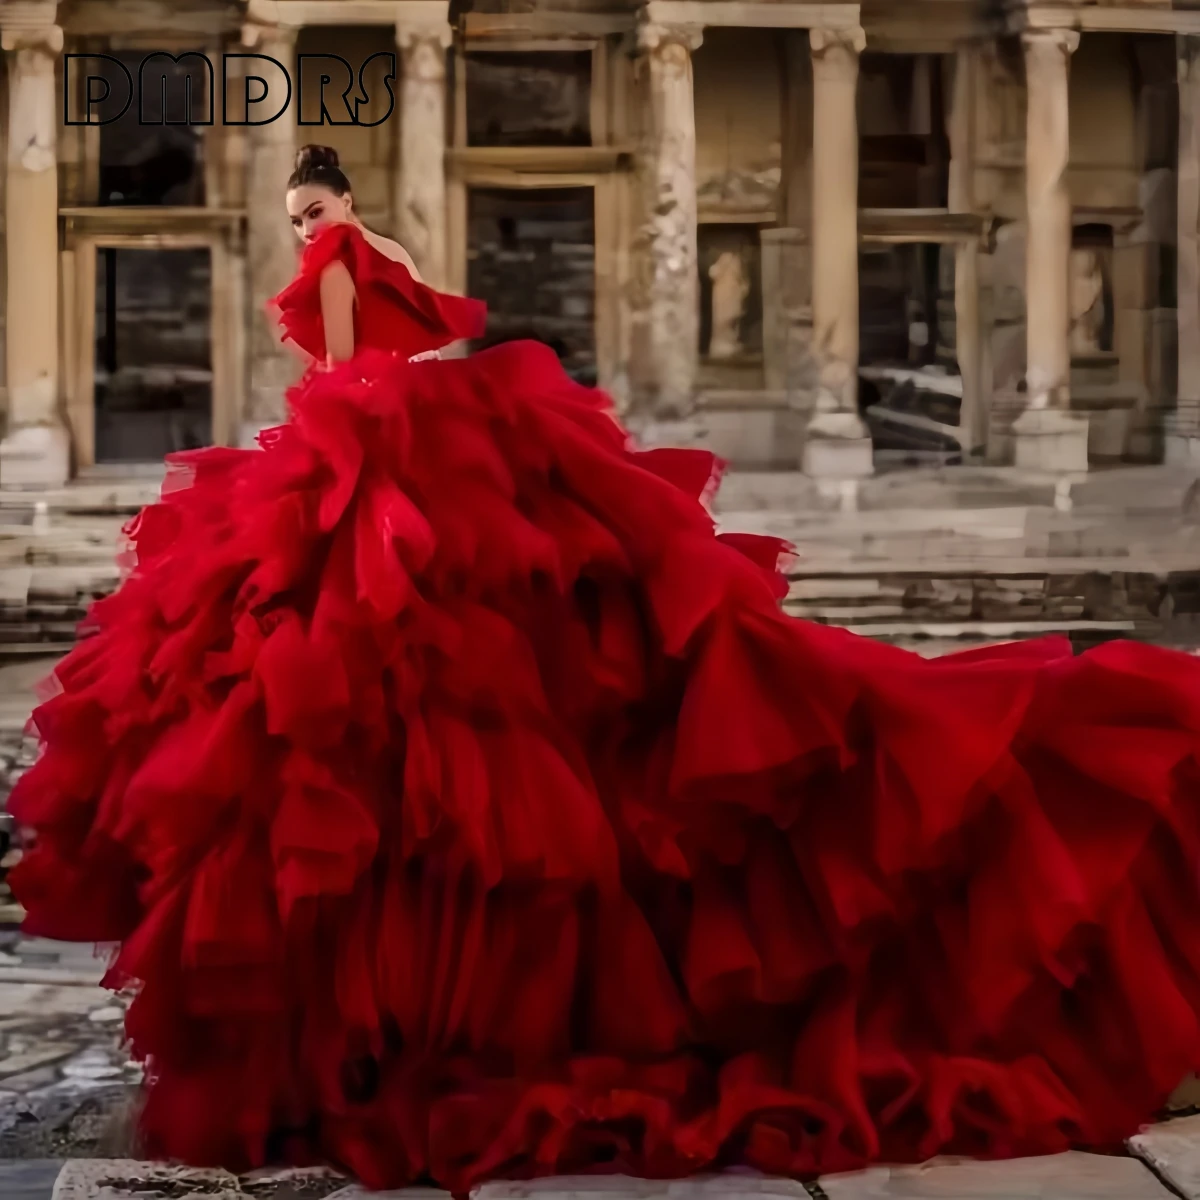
[94, 247, 212, 463]
[467, 186, 596, 384]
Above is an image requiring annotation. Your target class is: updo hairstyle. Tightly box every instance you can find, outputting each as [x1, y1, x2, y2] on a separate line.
[287, 144, 352, 196]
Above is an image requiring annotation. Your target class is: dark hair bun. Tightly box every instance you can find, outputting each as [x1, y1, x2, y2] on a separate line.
[294, 144, 339, 173]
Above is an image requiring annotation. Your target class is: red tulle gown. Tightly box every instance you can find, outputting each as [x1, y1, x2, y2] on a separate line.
[10, 220, 1200, 1192]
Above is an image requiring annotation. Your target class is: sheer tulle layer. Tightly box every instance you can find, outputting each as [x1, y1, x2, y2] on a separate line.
[10, 341, 1200, 1193]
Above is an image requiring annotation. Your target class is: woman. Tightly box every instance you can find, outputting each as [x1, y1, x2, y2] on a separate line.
[10, 144, 1200, 1192]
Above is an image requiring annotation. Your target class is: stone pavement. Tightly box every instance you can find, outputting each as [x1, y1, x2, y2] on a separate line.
[32, 1140, 1200, 1199]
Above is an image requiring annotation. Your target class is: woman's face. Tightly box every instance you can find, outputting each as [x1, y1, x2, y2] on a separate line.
[286, 183, 353, 243]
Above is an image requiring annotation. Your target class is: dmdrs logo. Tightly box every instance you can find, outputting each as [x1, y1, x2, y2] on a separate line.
[64, 51, 397, 126]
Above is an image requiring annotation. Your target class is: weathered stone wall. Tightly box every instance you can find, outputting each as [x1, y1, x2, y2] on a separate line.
[693, 29, 781, 220]
[467, 185, 596, 382]
[1123, 35, 1179, 459]
[464, 50, 592, 147]
[294, 25, 397, 234]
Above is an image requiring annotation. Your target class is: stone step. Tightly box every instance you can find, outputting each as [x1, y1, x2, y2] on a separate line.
[0, 1160, 64, 1200]
[1131, 1112, 1200, 1198]
[42, 1151, 1182, 1200]
[0, 476, 162, 517]
[782, 566, 1197, 632]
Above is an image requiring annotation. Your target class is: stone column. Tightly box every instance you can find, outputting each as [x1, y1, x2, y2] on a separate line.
[395, 19, 451, 291]
[637, 15, 702, 418]
[1011, 27, 1089, 472]
[1169, 34, 1200, 464]
[803, 24, 872, 480]
[948, 45, 984, 456]
[0, 11, 66, 487]
[762, 32, 816, 420]
[242, 19, 299, 445]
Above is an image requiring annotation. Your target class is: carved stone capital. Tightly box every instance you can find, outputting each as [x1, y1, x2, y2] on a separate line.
[239, 18, 297, 53]
[809, 25, 865, 80]
[1020, 26, 1079, 63]
[396, 22, 451, 81]
[1, 20, 60, 56]
[637, 16, 703, 58]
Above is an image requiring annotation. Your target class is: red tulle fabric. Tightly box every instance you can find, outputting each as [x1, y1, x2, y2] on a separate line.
[269, 222, 487, 361]
[11, 221, 1200, 1194]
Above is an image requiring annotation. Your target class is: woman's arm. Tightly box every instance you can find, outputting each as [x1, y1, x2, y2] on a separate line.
[319, 260, 357, 364]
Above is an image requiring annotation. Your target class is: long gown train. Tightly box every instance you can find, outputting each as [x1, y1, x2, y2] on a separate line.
[9, 221, 1200, 1193]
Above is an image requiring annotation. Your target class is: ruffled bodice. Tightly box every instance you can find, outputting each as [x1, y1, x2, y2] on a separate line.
[268, 222, 487, 362]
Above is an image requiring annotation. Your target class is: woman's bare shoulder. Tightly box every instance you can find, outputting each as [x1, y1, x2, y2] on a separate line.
[360, 227, 421, 277]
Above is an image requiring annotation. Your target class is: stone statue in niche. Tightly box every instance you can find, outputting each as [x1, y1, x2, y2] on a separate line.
[708, 250, 750, 359]
[1069, 246, 1106, 356]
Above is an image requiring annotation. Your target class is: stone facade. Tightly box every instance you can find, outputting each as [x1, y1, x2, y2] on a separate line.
[0, 0, 1197, 483]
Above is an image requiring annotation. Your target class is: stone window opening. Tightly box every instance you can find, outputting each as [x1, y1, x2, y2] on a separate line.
[85, 48, 206, 207]
[858, 51, 951, 210]
[464, 51, 592, 147]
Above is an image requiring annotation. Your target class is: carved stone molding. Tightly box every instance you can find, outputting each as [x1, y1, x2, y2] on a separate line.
[239, 18, 298, 51]
[0, 20, 60, 55]
[1020, 25, 1080, 63]
[809, 25, 866, 81]
[0, 0, 58, 34]
[396, 21, 452, 83]
[636, 15, 703, 58]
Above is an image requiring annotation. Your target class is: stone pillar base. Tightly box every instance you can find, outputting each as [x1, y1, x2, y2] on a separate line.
[0, 424, 69, 488]
[801, 410, 874, 479]
[1011, 407, 1090, 473]
[1165, 430, 1200, 467]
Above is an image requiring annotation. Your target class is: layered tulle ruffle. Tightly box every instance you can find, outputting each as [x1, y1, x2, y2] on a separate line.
[11, 338, 1200, 1192]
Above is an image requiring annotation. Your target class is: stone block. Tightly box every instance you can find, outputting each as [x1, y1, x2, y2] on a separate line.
[1131, 1113, 1200, 1199]
[1072, 394, 1136, 462]
[477, 1178, 809, 1200]
[1150, 307, 1179, 399]
[1011, 407, 1090, 473]
[51, 1161, 355, 1199]
[983, 388, 1026, 464]
[986, 222, 1026, 313]
[0, 425, 70, 489]
[989, 323, 1026, 395]
[1115, 306, 1151, 388]
[802, 434, 874, 480]
[51, 1161, 244, 1199]
[1139, 82, 1177, 172]
[820, 1151, 1173, 1198]
[1166, 428, 1200, 467]
[329, 1189, 446, 1200]
[760, 227, 814, 396]
[697, 407, 793, 469]
[1139, 167, 1178, 247]
[1112, 240, 1160, 312]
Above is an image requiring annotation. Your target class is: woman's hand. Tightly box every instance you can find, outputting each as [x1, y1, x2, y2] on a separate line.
[409, 349, 441, 363]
